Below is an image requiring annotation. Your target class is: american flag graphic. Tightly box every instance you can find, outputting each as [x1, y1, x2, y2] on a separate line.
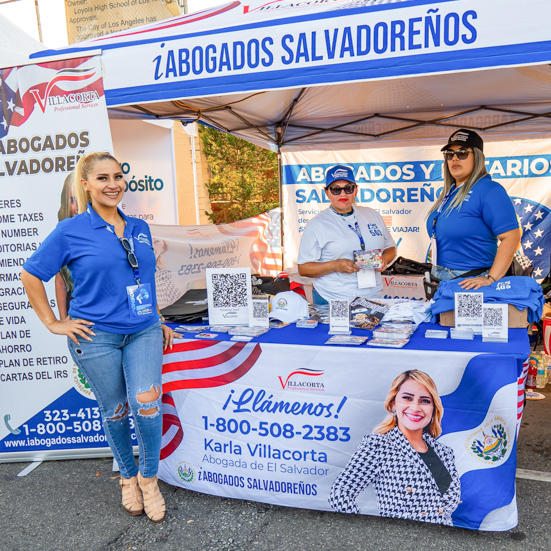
[1, 58, 102, 139]
[511, 197, 551, 280]
[517, 359, 529, 438]
[160, 339, 262, 458]
[160, 392, 184, 460]
[162, 339, 262, 393]
[218, 209, 283, 276]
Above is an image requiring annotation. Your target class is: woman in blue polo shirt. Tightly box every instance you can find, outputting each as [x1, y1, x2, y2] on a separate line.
[426, 129, 521, 290]
[21, 152, 173, 523]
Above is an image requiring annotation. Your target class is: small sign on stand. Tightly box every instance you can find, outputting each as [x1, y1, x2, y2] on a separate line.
[482, 304, 508, 343]
[249, 295, 270, 328]
[206, 267, 252, 326]
[329, 299, 351, 335]
[454, 292, 483, 334]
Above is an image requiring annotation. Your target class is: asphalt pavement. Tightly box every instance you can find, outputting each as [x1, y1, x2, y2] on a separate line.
[2, 387, 551, 551]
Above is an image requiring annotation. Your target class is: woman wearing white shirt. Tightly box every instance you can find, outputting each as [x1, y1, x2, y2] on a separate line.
[297, 165, 396, 304]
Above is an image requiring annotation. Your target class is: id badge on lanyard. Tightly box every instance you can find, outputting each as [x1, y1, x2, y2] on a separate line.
[105, 223, 155, 319]
[429, 237, 437, 267]
[127, 283, 154, 319]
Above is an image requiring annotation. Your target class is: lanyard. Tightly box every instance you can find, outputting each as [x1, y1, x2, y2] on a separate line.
[431, 184, 457, 239]
[104, 225, 141, 284]
[331, 206, 365, 250]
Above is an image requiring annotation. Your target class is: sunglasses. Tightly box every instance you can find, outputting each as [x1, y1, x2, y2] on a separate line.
[443, 149, 472, 161]
[327, 184, 356, 195]
[120, 237, 138, 269]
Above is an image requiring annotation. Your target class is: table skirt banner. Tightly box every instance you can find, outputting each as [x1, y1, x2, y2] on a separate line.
[158, 339, 522, 531]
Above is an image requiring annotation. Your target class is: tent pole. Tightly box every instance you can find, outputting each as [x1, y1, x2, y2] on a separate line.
[278, 148, 285, 272]
[34, 0, 43, 43]
[191, 132, 200, 225]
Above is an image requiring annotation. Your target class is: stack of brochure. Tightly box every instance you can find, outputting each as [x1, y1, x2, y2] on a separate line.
[325, 335, 368, 346]
[175, 325, 210, 333]
[372, 323, 417, 340]
[228, 327, 269, 337]
[209, 326, 234, 333]
[367, 322, 417, 348]
[366, 337, 410, 348]
[425, 329, 448, 339]
[349, 298, 389, 330]
[450, 327, 475, 340]
[296, 319, 318, 328]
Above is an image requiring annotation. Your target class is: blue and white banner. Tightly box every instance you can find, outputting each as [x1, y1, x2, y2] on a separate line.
[0, 56, 116, 461]
[282, 140, 551, 280]
[33, 1, 551, 107]
[158, 339, 522, 531]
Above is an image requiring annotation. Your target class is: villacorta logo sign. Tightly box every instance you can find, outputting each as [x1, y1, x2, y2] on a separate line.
[243, 0, 284, 13]
[30, 67, 99, 113]
[278, 368, 325, 391]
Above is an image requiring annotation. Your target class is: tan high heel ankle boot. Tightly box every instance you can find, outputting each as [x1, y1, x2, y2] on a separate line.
[138, 473, 166, 523]
[119, 476, 144, 516]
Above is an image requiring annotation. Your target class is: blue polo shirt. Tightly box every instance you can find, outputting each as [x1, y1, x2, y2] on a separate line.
[426, 175, 518, 270]
[23, 204, 158, 334]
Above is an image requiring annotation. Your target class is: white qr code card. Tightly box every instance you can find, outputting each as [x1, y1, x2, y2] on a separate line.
[249, 294, 270, 328]
[329, 299, 351, 334]
[482, 303, 508, 342]
[206, 267, 252, 327]
[454, 292, 483, 335]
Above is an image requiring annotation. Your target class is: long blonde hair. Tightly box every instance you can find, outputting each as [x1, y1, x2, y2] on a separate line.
[57, 172, 77, 295]
[428, 147, 488, 216]
[373, 370, 443, 438]
[75, 152, 120, 214]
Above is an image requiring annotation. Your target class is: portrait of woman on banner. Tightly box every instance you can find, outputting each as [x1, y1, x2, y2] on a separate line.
[329, 370, 461, 526]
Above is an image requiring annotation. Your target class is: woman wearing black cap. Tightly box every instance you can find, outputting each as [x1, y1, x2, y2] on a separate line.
[426, 129, 521, 290]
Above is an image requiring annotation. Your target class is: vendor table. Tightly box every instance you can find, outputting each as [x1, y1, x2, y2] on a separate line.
[158, 322, 529, 531]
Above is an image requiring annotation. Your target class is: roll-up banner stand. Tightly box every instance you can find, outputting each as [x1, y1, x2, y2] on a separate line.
[282, 142, 551, 290]
[0, 55, 116, 462]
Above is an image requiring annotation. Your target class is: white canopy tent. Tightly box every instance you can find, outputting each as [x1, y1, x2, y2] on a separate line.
[0, 13, 43, 69]
[30, 0, 551, 151]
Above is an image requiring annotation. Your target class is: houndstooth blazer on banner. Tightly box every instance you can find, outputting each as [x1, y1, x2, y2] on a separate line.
[329, 427, 461, 525]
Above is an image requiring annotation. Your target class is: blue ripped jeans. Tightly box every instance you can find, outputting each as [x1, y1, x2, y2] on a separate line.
[68, 320, 163, 478]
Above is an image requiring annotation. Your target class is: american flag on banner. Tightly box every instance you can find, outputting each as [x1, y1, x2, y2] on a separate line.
[0, 58, 102, 139]
[162, 339, 262, 392]
[160, 339, 262, 458]
[160, 392, 183, 460]
[218, 209, 283, 276]
[0, 67, 27, 139]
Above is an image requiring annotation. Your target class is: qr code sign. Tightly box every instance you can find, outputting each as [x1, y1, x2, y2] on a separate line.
[212, 273, 248, 308]
[253, 299, 269, 320]
[483, 307, 503, 328]
[457, 294, 483, 318]
[330, 300, 350, 319]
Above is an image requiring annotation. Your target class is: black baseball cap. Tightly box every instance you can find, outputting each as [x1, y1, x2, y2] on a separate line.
[441, 129, 484, 152]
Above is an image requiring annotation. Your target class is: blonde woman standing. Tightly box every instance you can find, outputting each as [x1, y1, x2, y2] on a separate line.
[21, 152, 174, 523]
[426, 129, 521, 290]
